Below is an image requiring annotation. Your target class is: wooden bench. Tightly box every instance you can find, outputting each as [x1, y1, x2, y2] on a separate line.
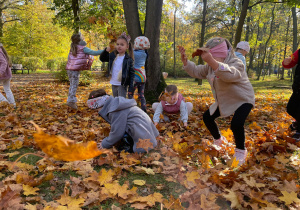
[11, 64, 30, 74]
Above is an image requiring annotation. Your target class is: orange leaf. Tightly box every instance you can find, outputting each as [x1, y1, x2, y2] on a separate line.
[31, 122, 104, 161]
[136, 139, 153, 152]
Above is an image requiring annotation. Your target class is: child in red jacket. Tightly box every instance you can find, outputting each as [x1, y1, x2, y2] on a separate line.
[282, 49, 300, 141]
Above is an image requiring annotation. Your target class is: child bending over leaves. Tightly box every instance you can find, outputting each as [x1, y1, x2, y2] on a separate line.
[178, 37, 255, 165]
[87, 89, 159, 153]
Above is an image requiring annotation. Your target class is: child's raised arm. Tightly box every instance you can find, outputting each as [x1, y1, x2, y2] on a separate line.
[178, 46, 188, 66]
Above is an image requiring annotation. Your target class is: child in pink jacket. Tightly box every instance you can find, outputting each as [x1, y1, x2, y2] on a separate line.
[0, 43, 16, 108]
[65, 33, 103, 110]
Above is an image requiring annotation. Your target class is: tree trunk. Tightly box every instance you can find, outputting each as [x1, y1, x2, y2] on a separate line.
[144, 0, 166, 103]
[281, 14, 291, 80]
[122, 0, 142, 40]
[196, 0, 207, 86]
[230, 0, 236, 43]
[122, 0, 165, 103]
[248, 6, 263, 75]
[257, 5, 275, 80]
[233, 0, 250, 47]
[173, 8, 176, 78]
[292, 6, 297, 82]
[245, 7, 251, 42]
[0, 9, 3, 37]
[72, 0, 80, 33]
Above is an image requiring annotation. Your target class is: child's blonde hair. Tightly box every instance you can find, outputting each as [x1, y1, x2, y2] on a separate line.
[70, 34, 82, 56]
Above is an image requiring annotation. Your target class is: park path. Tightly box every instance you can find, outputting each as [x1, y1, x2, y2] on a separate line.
[11, 73, 57, 86]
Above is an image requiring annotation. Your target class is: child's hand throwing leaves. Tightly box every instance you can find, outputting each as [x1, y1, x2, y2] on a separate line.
[201, 51, 219, 70]
[178, 46, 187, 66]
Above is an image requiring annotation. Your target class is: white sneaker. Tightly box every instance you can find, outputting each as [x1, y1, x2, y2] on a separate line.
[233, 148, 247, 165]
[67, 102, 78, 110]
[214, 136, 227, 147]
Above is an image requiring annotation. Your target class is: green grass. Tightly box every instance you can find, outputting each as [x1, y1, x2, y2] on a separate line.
[119, 172, 186, 198]
[165, 74, 293, 99]
[7, 147, 43, 164]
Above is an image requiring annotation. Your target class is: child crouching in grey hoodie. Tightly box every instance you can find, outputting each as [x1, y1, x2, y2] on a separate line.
[87, 89, 159, 153]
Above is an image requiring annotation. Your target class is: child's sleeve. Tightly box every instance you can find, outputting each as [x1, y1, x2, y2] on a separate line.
[180, 101, 188, 123]
[214, 58, 245, 83]
[153, 102, 163, 123]
[100, 49, 110, 62]
[183, 60, 209, 79]
[127, 58, 135, 94]
[282, 50, 299, 69]
[0, 53, 7, 75]
[83, 47, 104, 56]
[101, 111, 127, 149]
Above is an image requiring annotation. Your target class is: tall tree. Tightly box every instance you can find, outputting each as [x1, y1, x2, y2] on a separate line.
[0, 0, 22, 37]
[122, 1, 142, 40]
[291, 5, 297, 82]
[257, 5, 275, 80]
[122, 0, 166, 102]
[233, 0, 250, 47]
[196, 0, 207, 85]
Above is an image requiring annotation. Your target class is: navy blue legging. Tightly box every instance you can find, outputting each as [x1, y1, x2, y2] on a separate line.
[287, 91, 300, 132]
[131, 82, 146, 112]
[203, 103, 253, 150]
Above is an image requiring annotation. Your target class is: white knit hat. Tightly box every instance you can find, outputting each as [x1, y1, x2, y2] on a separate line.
[236, 41, 250, 53]
[134, 36, 150, 50]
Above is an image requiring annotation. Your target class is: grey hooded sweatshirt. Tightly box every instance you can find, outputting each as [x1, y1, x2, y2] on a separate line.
[99, 96, 159, 153]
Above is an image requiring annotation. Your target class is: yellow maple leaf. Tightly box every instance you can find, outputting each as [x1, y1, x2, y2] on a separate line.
[223, 189, 242, 209]
[186, 171, 200, 182]
[56, 194, 85, 210]
[104, 181, 137, 199]
[278, 191, 300, 205]
[143, 192, 164, 207]
[163, 195, 183, 209]
[199, 153, 212, 169]
[31, 122, 104, 161]
[98, 168, 115, 186]
[23, 184, 39, 196]
[133, 180, 146, 186]
[8, 140, 23, 150]
[231, 157, 239, 168]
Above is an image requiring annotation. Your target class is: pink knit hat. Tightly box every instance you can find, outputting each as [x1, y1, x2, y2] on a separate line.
[236, 41, 250, 53]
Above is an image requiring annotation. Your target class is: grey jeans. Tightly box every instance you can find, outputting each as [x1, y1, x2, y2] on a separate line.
[112, 85, 127, 98]
[67, 70, 80, 103]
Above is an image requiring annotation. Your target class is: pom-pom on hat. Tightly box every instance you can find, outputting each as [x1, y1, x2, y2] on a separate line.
[236, 41, 250, 53]
[134, 36, 150, 50]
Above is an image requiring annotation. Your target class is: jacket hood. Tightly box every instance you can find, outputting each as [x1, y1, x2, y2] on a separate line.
[98, 96, 137, 122]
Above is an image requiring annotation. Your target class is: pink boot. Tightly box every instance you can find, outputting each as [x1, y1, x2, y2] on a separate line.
[213, 136, 228, 147]
[233, 148, 247, 165]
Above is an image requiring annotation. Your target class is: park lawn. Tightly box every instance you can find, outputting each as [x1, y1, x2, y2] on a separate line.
[1, 74, 299, 209]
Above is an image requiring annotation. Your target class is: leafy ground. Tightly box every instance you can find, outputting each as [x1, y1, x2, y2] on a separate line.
[1, 73, 300, 209]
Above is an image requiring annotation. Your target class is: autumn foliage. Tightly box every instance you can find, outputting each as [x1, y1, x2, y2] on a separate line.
[1, 75, 300, 209]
